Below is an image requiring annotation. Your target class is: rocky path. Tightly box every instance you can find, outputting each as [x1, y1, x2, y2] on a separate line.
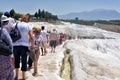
[15, 45, 64, 80]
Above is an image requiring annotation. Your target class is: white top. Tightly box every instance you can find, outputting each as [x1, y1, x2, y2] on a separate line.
[3, 17, 16, 33]
[34, 35, 43, 49]
[41, 30, 48, 42]
[13, 22, 32, 47]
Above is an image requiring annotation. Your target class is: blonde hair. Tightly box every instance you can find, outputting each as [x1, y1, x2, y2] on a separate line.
[32, 27, 41, 34]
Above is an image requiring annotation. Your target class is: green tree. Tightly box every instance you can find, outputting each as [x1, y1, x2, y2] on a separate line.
[34, 12, 38, 19]
[10, 9, 15, 17]
[0, 12, 3, 17]
[45, 11, 52, 20]
[52, 15, 58, 20]
[38, 9, 41, 19]
[33, 9, 58, 21]
[41, 10, 45, 19]
[13, 13, 21, 20]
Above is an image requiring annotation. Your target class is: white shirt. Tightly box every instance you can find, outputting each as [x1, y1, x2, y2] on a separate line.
[41, 30, 48, 42]
[34, 35, 43, 49]
[13, 22, 32, 47]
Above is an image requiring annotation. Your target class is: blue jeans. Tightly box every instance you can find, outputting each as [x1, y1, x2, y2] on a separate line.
[13, 46, 28, 71]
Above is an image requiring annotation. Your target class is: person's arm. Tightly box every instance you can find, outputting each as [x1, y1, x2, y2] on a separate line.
[41, 41, 47, 53]
[2, 28, 14, 63]
[2, 28, 13, 50]
[28, 30, 34, 49]
[46, 33, 49, 43]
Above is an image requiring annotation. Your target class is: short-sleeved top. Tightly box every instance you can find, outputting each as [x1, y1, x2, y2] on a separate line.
[13, 22, 32, 47]
[41, 30, 48, 42]
[34, 35, 43, 48]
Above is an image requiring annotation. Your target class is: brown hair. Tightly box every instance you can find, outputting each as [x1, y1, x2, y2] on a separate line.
[21, 14, 29, 22]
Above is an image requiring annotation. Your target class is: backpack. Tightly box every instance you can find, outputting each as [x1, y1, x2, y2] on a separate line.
[0, 26, 12, 56]
[10, 22, 21, 42]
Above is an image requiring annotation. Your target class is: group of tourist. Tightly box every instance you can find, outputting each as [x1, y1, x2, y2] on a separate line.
[0, 11, 62, 80]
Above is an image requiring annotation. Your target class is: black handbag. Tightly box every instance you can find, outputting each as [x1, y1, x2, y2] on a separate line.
[0, 27, 12, 56]
[10, 22, 21, 42]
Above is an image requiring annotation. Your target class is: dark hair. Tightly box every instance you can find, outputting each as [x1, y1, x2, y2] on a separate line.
[41, 26, 45, 30]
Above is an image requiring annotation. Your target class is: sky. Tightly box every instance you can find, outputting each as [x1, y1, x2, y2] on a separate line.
[0, 0, 120, 15]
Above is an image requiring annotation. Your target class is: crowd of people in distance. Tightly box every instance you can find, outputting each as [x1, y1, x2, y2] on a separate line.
[0, 11, 69, 80]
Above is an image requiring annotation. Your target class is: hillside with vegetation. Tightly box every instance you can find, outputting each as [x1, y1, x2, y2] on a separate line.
[0, 9, 58, 21]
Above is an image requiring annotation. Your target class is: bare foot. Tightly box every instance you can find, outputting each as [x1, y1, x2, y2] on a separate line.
[23, 76, 28, 80]
[32, 73, 38, 77]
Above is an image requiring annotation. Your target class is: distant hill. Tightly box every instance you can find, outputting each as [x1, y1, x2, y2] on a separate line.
[58, 9, 120, 20]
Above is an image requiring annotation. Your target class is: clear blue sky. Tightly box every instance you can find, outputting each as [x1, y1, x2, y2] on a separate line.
[0, 0, 120, 15]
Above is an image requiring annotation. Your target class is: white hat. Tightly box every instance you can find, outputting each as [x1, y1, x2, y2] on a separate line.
[1, 15, 10, 22]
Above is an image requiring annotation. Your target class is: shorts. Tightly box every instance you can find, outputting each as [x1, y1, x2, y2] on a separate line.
[50, 40, 57, 48]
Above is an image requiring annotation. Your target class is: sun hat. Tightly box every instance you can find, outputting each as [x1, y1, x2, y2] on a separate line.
[1, 15, 10, 22]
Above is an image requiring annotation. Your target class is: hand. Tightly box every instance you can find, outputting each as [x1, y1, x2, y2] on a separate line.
[11, 57, 15, 69]
[44, 49, 47, 53]
[31, 45, 35, 50]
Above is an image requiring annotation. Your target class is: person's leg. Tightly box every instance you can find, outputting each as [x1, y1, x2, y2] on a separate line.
[13, 46, 21, 79]
[0, 67, 11, 80]
[53, 47, 55, 53]
[51, 47, 53, 53]
[43, 41, 47, 55]
[53, 40, 57, 53]
[28, 57, 33, 69]
[41, 47, 44, 56]
[36, 50, 40, 72]
[0, 56, 14, 80]
[50, 40, 54, 53]
[21, 46, 28, 79]
[34, 50, 40, 76]
[34, 54, 37, 74]
[6, 60, 14, 80]
[22, 71, 28, 80]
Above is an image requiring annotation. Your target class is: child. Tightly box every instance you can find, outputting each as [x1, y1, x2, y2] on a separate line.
[33, 27, 47, 76]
